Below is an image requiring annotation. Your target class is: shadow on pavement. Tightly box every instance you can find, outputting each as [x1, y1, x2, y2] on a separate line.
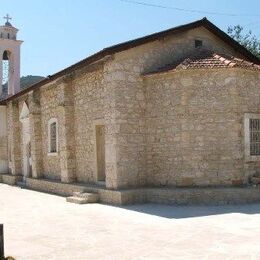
[119, 203, 260, 219]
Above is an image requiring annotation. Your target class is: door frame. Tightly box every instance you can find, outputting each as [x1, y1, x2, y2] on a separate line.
[19, 102, 31, 181]
[93, 119, 106, 184]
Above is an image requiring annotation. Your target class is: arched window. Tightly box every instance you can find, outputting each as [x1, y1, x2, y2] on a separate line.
[2, 50, 11, 89]
[48, 118, 58, 154]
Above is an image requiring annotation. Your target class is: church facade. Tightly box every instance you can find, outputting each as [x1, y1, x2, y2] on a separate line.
[0, 17, 260, 204]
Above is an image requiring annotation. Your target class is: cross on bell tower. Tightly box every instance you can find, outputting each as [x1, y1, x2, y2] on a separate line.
[0, 15, 23, 96]
[3, 14, 12, 24]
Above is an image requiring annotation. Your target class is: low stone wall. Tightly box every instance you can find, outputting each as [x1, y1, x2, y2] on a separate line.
[0, 174, 22, 185]
[1, 175, 260, 205]
[147, 187, 260, 205]
[100, 189, 146, 205]
[25, 178, 99, 196]
[24, 178, 145, 205]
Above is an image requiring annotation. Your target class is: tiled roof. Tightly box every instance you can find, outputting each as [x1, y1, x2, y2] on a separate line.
[146, 51, 260, 75]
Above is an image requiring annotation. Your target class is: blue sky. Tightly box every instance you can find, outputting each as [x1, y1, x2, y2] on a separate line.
[2, 0, 260, 77]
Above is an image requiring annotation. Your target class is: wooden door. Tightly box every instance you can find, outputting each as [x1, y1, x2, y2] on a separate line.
[96, 125, 105, 181]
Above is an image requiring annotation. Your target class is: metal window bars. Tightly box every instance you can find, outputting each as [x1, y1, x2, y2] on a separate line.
[250, 119, 260, 156]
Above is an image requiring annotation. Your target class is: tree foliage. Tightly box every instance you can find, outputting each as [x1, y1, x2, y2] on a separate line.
[227, 25, 260, 58]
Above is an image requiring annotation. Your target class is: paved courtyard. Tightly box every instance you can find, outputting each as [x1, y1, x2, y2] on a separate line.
[0, 184, 260, 259]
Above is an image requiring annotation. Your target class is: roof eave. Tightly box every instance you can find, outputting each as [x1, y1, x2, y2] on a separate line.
[1, 17, 259, 104]
[201, 19, 260, 65]
[143, 67, 260, 77]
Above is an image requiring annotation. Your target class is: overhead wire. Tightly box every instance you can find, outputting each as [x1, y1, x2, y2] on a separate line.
[119, 0, 260, 17]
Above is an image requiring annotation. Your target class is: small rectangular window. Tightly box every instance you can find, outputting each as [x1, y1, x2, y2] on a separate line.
[250, 119, 260, 156]
[195, 39, 203, 48]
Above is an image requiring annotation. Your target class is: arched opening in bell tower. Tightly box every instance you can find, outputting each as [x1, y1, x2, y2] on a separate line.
[2, 50, 11, 90]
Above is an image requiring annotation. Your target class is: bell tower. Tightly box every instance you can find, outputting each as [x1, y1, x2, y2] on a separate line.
[0, 14, 22, 96]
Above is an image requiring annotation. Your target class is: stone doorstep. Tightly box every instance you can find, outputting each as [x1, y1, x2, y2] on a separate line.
[67, 192, 100, 204]
[66, 197, 89, 204]
[72, 191, 98, 198]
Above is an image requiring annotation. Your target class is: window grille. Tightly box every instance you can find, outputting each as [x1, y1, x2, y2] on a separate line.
[250, 119, 260, 156]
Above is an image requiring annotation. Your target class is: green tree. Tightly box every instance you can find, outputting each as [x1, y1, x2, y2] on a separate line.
[227, 25, 260, 58]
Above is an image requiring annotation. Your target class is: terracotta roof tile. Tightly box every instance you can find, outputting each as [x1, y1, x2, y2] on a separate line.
[146, 51, 260, 75]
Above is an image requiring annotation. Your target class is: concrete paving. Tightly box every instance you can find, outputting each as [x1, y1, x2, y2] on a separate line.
[0, 184, 260, 260]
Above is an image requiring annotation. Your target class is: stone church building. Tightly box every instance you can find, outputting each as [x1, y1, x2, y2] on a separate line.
[0, 17, 260, 204]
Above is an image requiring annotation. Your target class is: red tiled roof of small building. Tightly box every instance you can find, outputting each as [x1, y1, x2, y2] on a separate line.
[145, 51, 260, 75]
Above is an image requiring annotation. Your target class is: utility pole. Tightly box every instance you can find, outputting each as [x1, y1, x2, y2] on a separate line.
[0, 224, 4, 259]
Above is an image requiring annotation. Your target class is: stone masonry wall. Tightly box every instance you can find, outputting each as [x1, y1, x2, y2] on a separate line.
[7, 101, 22, 175]
[40, 84, 62, 180]
[104, 26, 247, 188]
[73, 65, 106, 183]
[37, 63, 110, 184]
[5, 62, 114, 185]
[38, 65, 107, 183]
[4, 25, 257, 190]
[0, 106, 8, 173]
[144, 69, 260, 187]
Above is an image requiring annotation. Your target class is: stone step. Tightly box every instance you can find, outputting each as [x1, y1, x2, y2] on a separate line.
[67, 192, 99, 204]
[73, 191, 98, 198]
[66, 197, 89, 204]
[72, 191, 89, 198]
